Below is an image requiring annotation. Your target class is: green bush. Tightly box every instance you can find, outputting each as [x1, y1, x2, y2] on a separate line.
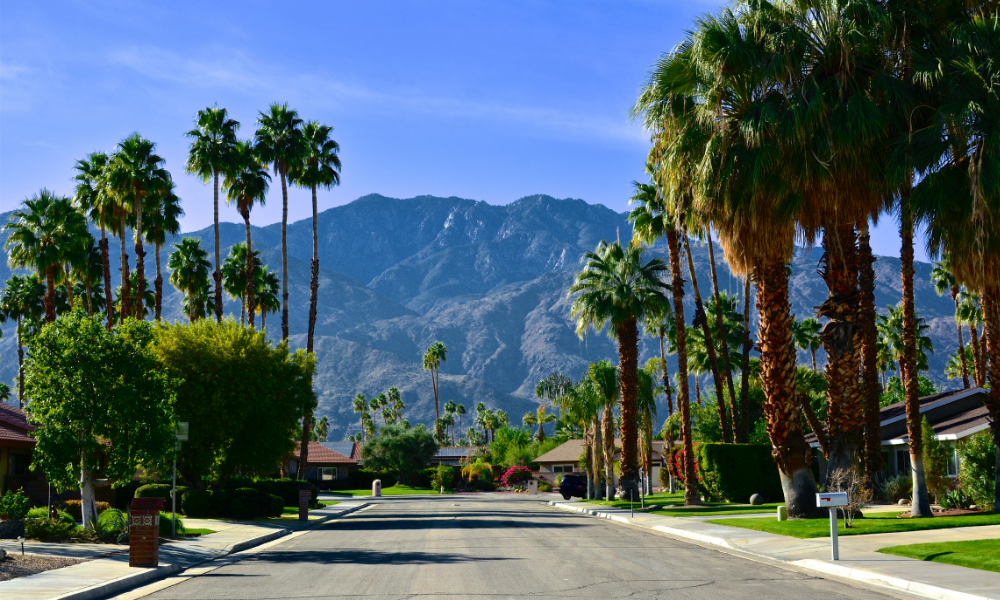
[96, 509, 128, 541]
[25, 518, 78, 540]
[538, 479, 552, 492]
[879, 474, 913, 503]
[0, 489, 30, 520]
[181, 489, 213, 518]
[59, 500, 111, 521]
[26, 507, 75, 525]
[431, 465, 456, 490]
[230, 496, 259, 520]
[267, 494, 284, 517]
[159, 511, 186, 536]
[958, 430, 996, 512]
[211, 489, 234, 517]
[135, 484, 173, 500]
[941, 488, 975, 510]
[697, 444, 783, 503]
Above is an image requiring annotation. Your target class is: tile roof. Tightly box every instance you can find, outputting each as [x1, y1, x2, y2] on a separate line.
[0, 403, 34, 432]
[537, 439, 670, 464]
[0, 423, 35, 445]
[296, 441, 357, 465]
[320, 441, 361, 460]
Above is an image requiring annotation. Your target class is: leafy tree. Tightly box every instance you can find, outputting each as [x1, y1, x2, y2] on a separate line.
[169, 238, 212, 322]
[223, 140, 269, 328]
[0, 275, 44, 406]
[4, 190, 90, 322]
[153, 319, 315, 488]
[880, 375, 937, 408]
[422, 341, 448, 441]
[186, 106, 240, 323]
[361, 423, 438, 485]
[25, 312, 176, 529]
[254, 103, 305, 340]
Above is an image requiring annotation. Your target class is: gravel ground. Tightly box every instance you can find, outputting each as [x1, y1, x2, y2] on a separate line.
[0, 553, 85, 581]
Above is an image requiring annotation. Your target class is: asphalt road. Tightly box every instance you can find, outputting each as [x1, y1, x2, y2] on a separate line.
[138, 495, 895, 599]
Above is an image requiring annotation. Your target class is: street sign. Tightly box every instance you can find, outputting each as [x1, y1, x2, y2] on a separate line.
[816, 492, 848, 508]
[177, 422, 189, 441]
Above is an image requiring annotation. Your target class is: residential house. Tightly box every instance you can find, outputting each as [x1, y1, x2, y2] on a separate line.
[287, 441, 361, 486]
[0, 403, 46, 504]
[429, 447, 475, 466]
[534, 438, 668, 486]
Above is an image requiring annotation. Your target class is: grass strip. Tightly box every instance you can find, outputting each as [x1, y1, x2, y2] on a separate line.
[877, 539, 1000, 574]
[708, 511, 1000, 538]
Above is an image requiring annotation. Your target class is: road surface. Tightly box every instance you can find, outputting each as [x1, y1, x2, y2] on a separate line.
[136, 494, 895, 599]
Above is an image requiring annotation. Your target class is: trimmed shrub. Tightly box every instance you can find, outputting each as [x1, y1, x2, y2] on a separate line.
[230, 496, 259, 521]
[538, 479, 552, 492]
[25, 518, 77, 540]
[958, 430, 996, 511]
[267, 494, 284, 517]
[26, 507, 75, 525]
[211, 490, 235, 517]
[114, 481, 146, 509]
[432, 465, 456, 491]
[159, 511, 185, 536]
[697, 444, 783, 503]
[181, 489, 213, 518]
[135, 484, 173, 500]
[60, 500, 111, 521]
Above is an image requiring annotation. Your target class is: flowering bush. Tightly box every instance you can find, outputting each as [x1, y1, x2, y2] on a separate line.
[501, 465, 533, 488]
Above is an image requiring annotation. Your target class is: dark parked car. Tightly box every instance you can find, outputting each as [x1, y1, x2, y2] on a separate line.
[559, 473, 587, 500]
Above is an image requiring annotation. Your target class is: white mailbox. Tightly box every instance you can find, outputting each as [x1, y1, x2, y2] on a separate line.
[816, 492, 849, 508]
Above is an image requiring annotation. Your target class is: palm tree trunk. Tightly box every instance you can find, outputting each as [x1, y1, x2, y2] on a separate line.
[44, 265, 56, 322]
[683, 234, 730, 443]
[17, 319, 24, 408]
[592, 418, 603, 500]
[585, 425, 596, 499]
[952, 288, 970, 389]
[817, 222, 865, 481]
[977, 286, 1000, 512]
[616, 318, 640, 496]
[970, 323, 984, 387]
[811, 349, 817, 371]
[280, 168, 290, 341]
[754, 256, 821, 519]
[659, 332, 674, 416]
[858, 225, 883, 479]
[900, 196, 932, 517]
[134, 199, 146, 320]
[800, 393, 828, 458]
[244, 212, 255, 328]
[695, 379, 702, 406]
[64, 264, 74, 310]
[154, 242, 163, 320]
[739, 276, 753, 441]
[308, 184, 320, 352]
[665, 228, 698, 505]
[119, 218, 131, 321]
[707, 227, 741, 441]
[84, 274, 93, 316]
[602, 403, 614, 498]
[99, 226, 114, 330]
[213, 170, 224, 323]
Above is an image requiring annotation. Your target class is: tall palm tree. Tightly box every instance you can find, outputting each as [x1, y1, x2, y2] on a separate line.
[185, 106, 240, 323]
[4, 190, 90, 322]
[877, 304, 935, 379]
[142, 180, 183, 320]
[352, 394, 369, 445]
[931, 256, 970, 388]
[569, 240, 670, 498]
[254, 266, 280, 331]
[105, 133, 170, 320]
[857, 221, 883, 479]
[223, 140, 270, 328]
[73, 151, 117, 330]
[589, 360, 619, 500]
[637, 364, 658, 494]
[422, 341, 448, 441]
[255, 103, 305, 341]
[168, 237, 212, 323]
[791, 318, 822, 371]
[642, 301, 675, 417]
[222, 243, 263, 324]
[115, 271, 154, 320]
[0, 275, 44, 406]
[444, 400, 458, 441]
[956, 293, 986, 387]
[70, 240, 105, 317]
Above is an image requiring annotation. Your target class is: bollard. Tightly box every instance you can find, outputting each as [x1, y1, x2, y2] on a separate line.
[777, 505, 787, 521]
[299, 482, 311, 521]
[373, 479, 382, 497]
[129, 497, 164, 568]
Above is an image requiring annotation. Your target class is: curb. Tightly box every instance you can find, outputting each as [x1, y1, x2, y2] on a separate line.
[44, 502, 370, 600]
[547, 501, 995, 600]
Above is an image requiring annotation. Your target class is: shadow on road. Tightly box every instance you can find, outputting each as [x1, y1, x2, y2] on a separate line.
[241, 549, 515, 565]
[321, 515, 585, 531]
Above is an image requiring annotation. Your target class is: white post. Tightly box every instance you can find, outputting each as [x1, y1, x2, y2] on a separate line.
[172, 439, 177, 538]
[829, 507, 839, 561]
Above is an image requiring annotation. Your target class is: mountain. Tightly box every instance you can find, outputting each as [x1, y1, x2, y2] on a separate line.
[0, 195, 969, 441]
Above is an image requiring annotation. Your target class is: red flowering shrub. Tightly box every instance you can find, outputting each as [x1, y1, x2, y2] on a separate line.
[501, 465, 533, 488]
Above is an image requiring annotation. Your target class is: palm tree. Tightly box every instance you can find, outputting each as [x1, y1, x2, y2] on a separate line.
[455, 402, 466, 435]
[642, 301, 675, 417]
[290, 121, 341, 354]
[956, 293, 986, 387]
[444, 400, 458, 441]
[352, 394, 369, 445]
[533, 403, 556, 443]
[368, 395, 382, 437]
[792, 318, 822, 371]
[4, 190, 90, 322]
[946, 347, 976, 383]
[168, 238, 212, 323]
[73, 151, 117, 330]
[569, 240, 670, 498]
[116, 271, 154, 320]
[314, 416, 330, 442]
[222, 243, 263, 325]
[105, 133, 170, 320]
[185, 106, 240, 324]
[142, 180, 183, 320]
[254, 103, 305, 341]
[223, 140, 270, 328]
[858, 222, 883, 480]
[878, 305, 935, 380]
[637, 365, 658, 494]
[558, 378, 602, 498]
[589, 360, 618, 500]
[0, 275, 44, 406]
[932, 256, 970, 388]
[254, 266, 280, 331]
[422, 341, 448, 441]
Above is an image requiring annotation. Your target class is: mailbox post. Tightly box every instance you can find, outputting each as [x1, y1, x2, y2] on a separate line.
[816, 492, 849, 560]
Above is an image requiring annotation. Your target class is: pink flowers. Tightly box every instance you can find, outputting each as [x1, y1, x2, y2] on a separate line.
[501, 465, 533, 488]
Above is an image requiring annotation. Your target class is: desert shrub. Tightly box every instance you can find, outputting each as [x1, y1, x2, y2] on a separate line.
[95, 509, 129, 541]
[697, 444, 783, 503]
[958, 430, 996, 512]
[501, 465, 533, 488]
[25, 518, 78, 540]
[941, 488, 975, 510]
[432, 465, 456, 491]
[0, 489, 30, 520]
[181, 489, 213, 518]
[135, 484, 173, 500]
[159, 511, 186, 536]
[826, 466, 873, 527]
[26, 507, 75, 525]
[878, 474, 912, 503]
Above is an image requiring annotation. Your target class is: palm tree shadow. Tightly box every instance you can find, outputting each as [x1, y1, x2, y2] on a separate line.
[242, 549, 514, 566]
[923, 551, 956, 562]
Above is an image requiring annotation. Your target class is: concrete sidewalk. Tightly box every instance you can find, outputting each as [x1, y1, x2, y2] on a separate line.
[0, 501, 368, 600]
[550, 500, 1000, 600]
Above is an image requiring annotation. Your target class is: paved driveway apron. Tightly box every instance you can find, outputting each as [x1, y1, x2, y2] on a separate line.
[142, 495, 895, 599]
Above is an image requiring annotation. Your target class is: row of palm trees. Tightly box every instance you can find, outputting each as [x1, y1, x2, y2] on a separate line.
[566, 0, 997, 516]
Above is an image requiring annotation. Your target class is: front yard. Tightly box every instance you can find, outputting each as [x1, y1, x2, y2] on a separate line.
[878, 539, 1000, 574]
[325, 484, 445, 497]
[583, 493, 784, 517]
[708, 511, 1000, 538]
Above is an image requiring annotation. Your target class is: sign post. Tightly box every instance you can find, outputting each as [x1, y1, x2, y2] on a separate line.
[816, 492, 848, 560]
[173, 422, 189, 538]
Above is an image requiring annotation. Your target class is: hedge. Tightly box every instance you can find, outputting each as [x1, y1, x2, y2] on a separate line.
[181, 489, 212, 518]
[697, 443, 783, 503]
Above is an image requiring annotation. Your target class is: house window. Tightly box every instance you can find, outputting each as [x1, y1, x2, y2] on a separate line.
[9, 453, 30, 476]
[896, 450, 911, 476]
[947, 446, 959, 477]
[552, 465, 574, 473]
[319, 467, 337, 481]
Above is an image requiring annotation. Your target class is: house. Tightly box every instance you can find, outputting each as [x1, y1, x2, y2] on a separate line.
[287, 441, 361, 485]
[534, 438, 668, 485]
[808, 387, 991, 480]
[0, 403, 47, 504]
[429, 447, 475, 466]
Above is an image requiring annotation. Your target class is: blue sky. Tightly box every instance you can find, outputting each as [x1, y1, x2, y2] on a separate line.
[0, 0, 927, 261]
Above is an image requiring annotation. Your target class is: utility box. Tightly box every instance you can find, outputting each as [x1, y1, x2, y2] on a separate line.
[129, 497, 164, 568]
[373, 479, 382, 497]
[816, 492, 849, 508]
[526, 479, 538, 495]
[299, 483, 311, 521]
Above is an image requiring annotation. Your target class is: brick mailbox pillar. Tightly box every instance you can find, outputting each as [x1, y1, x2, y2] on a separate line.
[129, 497, 164, 568]
[299, 482, 311, 521]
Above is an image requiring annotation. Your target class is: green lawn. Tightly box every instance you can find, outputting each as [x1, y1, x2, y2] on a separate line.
[709, 511, 1000, 538]
[182, 528, 216, 536]
[878, 539, 1000, 573]
[325, 484, 446, 497]
[279, 501, 339, 516]
[582, 491, 686, 509]
[582, 493, 782, 516]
